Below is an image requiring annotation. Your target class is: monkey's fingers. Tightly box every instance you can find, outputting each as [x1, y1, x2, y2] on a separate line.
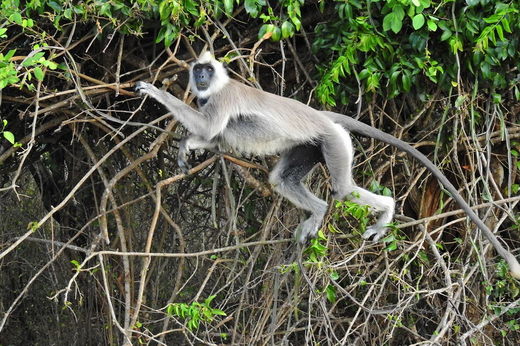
[135, 81, 157, 96]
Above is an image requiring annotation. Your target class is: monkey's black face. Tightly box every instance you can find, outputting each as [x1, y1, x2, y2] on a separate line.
[192, 63, 215, 91]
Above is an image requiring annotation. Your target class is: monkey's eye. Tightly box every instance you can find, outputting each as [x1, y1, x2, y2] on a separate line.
[207, 67, 214, 72]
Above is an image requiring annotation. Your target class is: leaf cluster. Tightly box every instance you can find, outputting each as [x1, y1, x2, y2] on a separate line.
[166, 295, 226, 331]
[312, 0, 520, 105]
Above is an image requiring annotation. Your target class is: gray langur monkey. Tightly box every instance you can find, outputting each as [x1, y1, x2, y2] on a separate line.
[135, 52, 520, 278]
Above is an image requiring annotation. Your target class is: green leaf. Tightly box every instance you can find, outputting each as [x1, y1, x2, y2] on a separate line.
[64, 8, 72, 19]
[402, 72, 411, 91]
[385, 241, 398, 251]
[33, 67, 44, 81]
[495, 24, 504, 41]
[390, 70, 401, 89]
[420, 0, 431, 8]
[44, 61, 59, 70]
[24, 18, 34, 27]
[440, 29, 452, 41]
[244, 0, 259, 18]
[484, 14, 502, 24]
[9, 12, 22, 25]
[281, 21, 294, 39]
[366, 73, 380, 92]
[330, 271, 340, 280]
[184, 0, 198, 16]
[449, 36, 463, 53]
[47, 1, 63, 12]
[412, 14, 425, 30]
[3, 131, 15, 144]
[202, 309, 213, 320]
[258, 24, 275, 39]
[223, 0, 233, 15]
[291, 16, 301, 31]
[5, 49, 16, 61]
[22, 52, 45, 67]
[502, 18, 512, 33]
[390, 14, 403, 33]
[427, 19, 438, 31]
[212, 308, 226, 316]
[382, 13, 394, 32]
[271, 26, 281, 41]
[393, 5, 405, 20]
[204, 295, 216, 306]
[383, 12, 403, 33]
[325, 285, 337, 303]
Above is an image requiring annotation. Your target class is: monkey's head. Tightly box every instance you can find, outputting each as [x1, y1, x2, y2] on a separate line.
[190, 51, 229, 99]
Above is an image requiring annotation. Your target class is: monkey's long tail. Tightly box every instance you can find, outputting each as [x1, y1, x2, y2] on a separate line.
[324, 111, 520, 279]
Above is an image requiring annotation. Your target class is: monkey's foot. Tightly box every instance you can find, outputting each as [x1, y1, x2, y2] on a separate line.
[362, 225, 388, 242]
[295, 216, 322, 244]
[295, 225, 310, 244]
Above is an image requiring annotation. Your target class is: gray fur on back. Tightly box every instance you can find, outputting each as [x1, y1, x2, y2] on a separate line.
[201, 80, 336, 155]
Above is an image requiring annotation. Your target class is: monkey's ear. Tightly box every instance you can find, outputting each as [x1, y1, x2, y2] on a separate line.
[222, 62, 229, 70]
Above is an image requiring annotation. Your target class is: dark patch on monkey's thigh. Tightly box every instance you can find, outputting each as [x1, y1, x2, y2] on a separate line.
[279, 143, 325, 182]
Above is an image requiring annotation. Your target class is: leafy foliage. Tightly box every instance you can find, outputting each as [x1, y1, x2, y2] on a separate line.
[303, 229, 329, 263]
[1, 119, 16, 145]
[313, 0, 520, 105]
[166, 295, 226, 331]
[334, 199, 371, 234]
[0, 0, 307, 88]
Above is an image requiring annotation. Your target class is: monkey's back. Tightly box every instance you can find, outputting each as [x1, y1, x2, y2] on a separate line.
[203, 80, 335, 155]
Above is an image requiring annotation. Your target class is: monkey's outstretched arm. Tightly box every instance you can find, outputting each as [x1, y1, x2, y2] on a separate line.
[136, 82, 221, 172]
[324, 111, 520, 279]
[135, 82, 218, 140]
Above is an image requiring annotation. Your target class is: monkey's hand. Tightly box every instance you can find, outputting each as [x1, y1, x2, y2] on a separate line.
[135, 81, 155, 95]
[136, 81, 215, 140]
[177, 137, 192, 174]
[135, 81, 187, 109]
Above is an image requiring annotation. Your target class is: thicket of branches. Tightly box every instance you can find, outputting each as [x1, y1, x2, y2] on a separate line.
[0, 1, 519, 345]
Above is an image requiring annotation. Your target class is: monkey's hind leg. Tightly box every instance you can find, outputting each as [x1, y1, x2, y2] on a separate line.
[322, 124, 395, 241]
[269, 144, 327, 243]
